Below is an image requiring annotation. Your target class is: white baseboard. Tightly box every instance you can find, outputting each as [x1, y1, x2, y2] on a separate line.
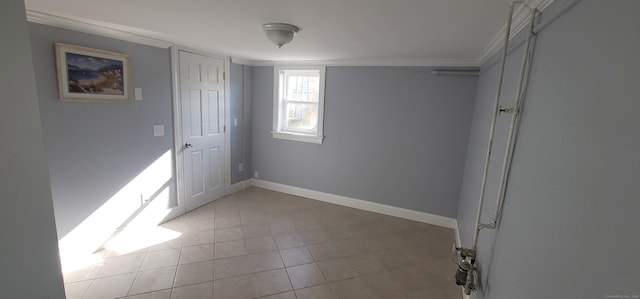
[229, 179, 251, 194]
[250, 179, 457, 229]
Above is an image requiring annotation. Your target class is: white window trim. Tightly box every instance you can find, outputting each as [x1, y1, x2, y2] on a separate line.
[272, 65, 326, 144]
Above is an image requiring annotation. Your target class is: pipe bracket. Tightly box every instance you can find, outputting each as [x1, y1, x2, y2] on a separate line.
[478, 222, 497, 230]
[498, 106, 517, 114]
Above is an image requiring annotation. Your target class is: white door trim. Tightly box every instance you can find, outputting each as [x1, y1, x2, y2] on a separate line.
[170, 45, 231, 218]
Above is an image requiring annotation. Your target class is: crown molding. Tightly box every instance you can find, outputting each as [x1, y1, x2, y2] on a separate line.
[26, 10, 173, 49]
[234, 58, 479, 68]
[477, 0, 555, 66]
[27, 2, 557, 69]
[26, 10, 479, 68]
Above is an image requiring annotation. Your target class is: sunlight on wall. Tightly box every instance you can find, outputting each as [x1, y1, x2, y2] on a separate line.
[102, 186, 181, 254]
[58, 150, 179, 274]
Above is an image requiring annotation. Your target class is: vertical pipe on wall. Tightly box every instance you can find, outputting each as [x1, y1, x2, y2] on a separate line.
[471, 1, 517, 250]
[490, 10, 537, 227]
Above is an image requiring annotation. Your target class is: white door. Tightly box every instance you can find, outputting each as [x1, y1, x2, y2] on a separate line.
[179, 51, 226, 211]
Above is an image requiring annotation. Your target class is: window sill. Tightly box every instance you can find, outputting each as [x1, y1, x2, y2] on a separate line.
[271, 131, 324, 144]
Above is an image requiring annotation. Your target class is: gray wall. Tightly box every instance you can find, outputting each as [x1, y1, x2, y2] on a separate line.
[252, 66, 477, 217]
[28, 23, 176, 239]
[0, 1, 66, 298]
[458, 1, 640, 297]
[230, 63, 253, 184]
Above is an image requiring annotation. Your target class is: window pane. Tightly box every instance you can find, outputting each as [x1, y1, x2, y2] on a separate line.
[285, 73, 319, 103]
[286, 102, 317, 130]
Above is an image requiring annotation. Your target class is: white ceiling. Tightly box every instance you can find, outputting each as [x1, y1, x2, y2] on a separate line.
[23, 0, 547, 66]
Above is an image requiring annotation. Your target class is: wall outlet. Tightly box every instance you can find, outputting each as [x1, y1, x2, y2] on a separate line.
[254, 170, 259, 179]
[239, 163, 244, 172]
[234, 118, 238, 126]
[458, 210, 464, 221]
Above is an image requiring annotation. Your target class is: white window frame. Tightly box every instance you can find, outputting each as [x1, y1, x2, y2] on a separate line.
[272, 65, 326, 144]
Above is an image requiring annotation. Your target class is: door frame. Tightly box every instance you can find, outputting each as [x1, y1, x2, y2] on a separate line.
[169, 45, 231, 217]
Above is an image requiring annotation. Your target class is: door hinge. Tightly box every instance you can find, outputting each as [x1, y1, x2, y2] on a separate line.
[223, 72, 226, 81]
[223, 125, 226, 133]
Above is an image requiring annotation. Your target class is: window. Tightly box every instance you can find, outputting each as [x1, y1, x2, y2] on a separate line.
[272, 66, 326, 144]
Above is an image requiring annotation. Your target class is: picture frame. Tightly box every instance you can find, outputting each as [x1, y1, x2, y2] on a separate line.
[55, 43, 131, 102]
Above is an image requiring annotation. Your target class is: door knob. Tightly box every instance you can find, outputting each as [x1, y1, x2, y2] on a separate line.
[185, 143, 193, 148]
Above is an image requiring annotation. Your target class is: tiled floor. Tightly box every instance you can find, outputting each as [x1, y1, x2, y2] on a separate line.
[63, 187, 461, 299]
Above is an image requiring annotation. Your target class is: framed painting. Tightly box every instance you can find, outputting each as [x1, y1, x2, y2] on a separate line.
[55, 43, 131, 102]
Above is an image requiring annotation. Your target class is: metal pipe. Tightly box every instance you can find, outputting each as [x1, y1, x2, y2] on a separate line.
[471, 1, 518, 250]
[489, 9, 537, 228]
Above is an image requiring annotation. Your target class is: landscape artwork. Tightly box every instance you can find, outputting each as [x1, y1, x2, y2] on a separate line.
[55, 43, 130, 102]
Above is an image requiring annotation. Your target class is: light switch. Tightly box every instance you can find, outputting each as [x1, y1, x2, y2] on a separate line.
[153, 125, 164, 136]
[234, 118, 238, 126]
[134, 88, 143, 101]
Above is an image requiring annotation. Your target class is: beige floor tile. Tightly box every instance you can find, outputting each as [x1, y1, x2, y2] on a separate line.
[140, 248, 180, 270]
[214, 216, 242, 229]
[294, 218, 322, 231]
[159, 217, 188, 232]
[324, 226, 355, 241]
[173, 260, 214, 287]
[129, 266, 176, 295]
[279, 246, 314, 267]
[259, 291, 296, 299]
[246, 236, 277, 254]
[299, 228, 331, 245]
[96, 253, 145, 278]
[127, 289, 171, 299]
[215, 227, 244, 242]
[179, 243, 214, 264]
[65, 187, 459, 299]
[214, 255, 250, 280]
[286, 263, 326, 289]
[63, 263, 102, 283]
[308, 243, 342, 261]
[215, 207, 240, 218]
[185, 217, 215, 232]
[83, 273, 136, 299]
[407, 287, 457, 299]
[64, 280, 92, 299]
[269, 221, 297, 235]
[181, 230, 215, 247]
[267, 211, 292, 224]
[389, 264, 449, 292]
[214, 239, 247, 259]
[360, 271, 407, 299]
[345, 253, 386, 275]
[243, 224, 272, 238]
[249, 250, 284, 272]
[294, 284, 337, 299]
[330, 278, 374, 299]
[241, 214, 269, 226]
[372, 248, 413, 269]
[146, 237, 184, 252]
[274, 232, 305, 249]
[317, 258, 357, 282]
[213, 274, 254, 299]
[334, 238, 366, 257]
[252, 268, 293, 297]
[170, 281, 213, 299]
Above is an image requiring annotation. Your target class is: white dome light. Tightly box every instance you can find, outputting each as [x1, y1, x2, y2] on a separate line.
[261, 23, 299, 48]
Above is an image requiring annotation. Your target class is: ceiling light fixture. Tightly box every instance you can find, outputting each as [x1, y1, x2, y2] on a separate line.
[261, 23, 299, 48]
